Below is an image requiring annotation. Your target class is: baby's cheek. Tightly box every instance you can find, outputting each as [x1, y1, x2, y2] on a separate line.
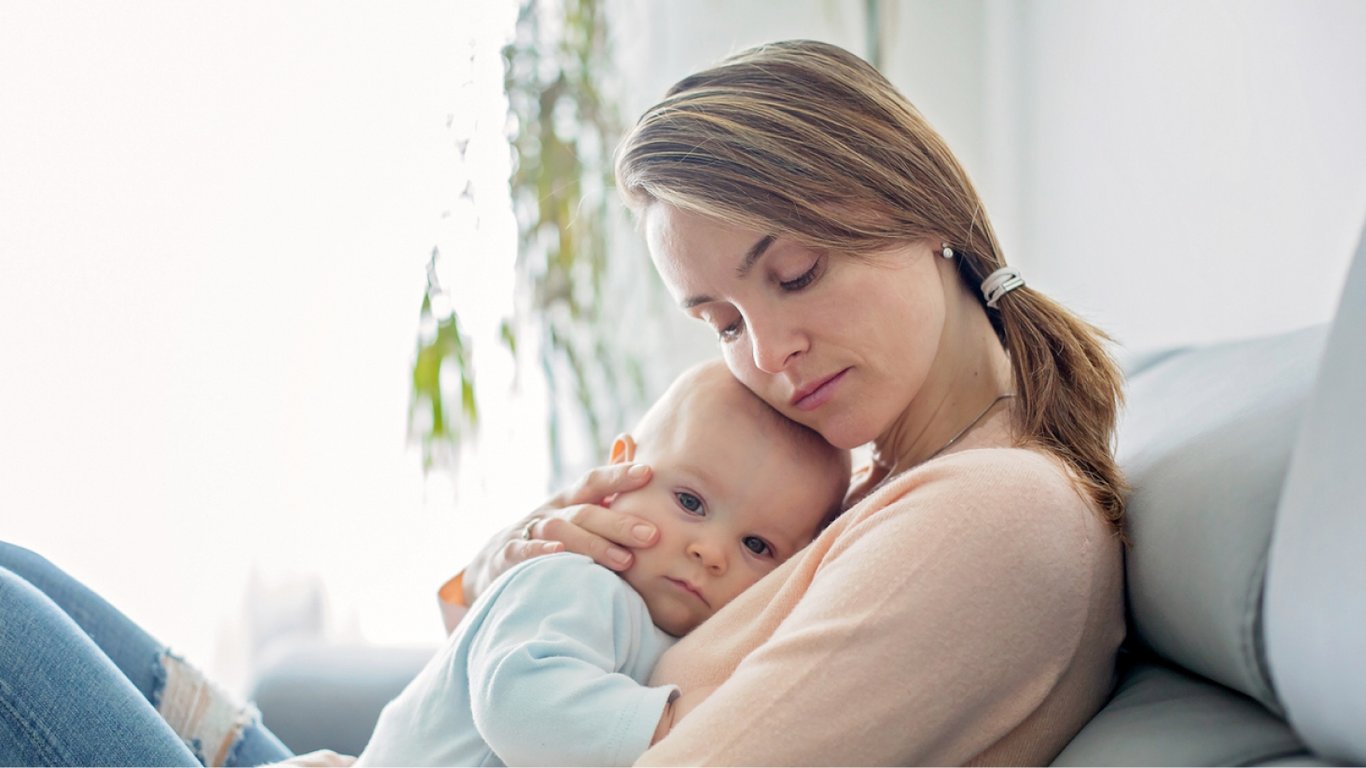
[610, 489, 670, 529]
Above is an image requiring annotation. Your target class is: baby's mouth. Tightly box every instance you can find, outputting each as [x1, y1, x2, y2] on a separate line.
[666, 576, 709, 608]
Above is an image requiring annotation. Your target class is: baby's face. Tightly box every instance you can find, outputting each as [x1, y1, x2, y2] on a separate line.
[613, 395, 844, 637]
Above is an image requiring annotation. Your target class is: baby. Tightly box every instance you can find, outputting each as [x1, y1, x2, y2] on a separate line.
[355, 360, 849, 767]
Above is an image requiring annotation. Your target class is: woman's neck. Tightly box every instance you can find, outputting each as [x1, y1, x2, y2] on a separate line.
[871, 281, 1015, 478]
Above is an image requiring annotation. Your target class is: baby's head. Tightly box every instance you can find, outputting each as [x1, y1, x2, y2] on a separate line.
[608, 360, 850, 636]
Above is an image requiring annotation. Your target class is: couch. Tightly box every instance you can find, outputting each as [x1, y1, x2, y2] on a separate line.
[1053, 221, 1366, 766]
[253, 225, 1366, 765]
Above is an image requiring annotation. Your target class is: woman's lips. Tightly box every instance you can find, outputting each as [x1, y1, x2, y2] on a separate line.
[792, 368, 849, 411]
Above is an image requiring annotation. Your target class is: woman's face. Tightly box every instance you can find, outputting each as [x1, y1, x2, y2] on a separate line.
[644, 204, 952, 449]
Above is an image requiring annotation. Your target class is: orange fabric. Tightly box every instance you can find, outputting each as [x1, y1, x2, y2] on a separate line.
[437, 571, 469, 635]
[637, 414, 1125, 766]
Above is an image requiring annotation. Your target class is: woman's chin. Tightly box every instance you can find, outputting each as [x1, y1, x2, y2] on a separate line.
[805, 415, 877, 451]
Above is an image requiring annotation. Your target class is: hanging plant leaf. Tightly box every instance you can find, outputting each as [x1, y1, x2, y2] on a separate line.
[408, 0, 644, 481]
[408, 248, 477, 472]
[502, 0, 643, 478]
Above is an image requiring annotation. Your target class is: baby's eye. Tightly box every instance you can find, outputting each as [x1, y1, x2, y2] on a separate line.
[742, 536, 774, 558]
[675, 491, 704, 515]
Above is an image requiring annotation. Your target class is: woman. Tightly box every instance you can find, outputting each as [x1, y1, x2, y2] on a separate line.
[453, 40, 1126, 765]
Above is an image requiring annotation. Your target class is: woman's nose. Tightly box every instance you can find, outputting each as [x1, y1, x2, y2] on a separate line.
[686, 538, 728, 574]
[746, 309, 806, 373]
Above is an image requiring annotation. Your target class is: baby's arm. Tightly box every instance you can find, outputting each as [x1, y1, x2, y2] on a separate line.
[467, 555, 677, 767]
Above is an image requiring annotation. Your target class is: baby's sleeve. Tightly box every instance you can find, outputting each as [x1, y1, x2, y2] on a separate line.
[467, 556, 677, 767]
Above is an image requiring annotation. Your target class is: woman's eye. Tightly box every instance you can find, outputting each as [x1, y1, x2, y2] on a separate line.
[742, 536, 774, 557]
[675, 492, 704, 515]
[778, 256, 824, 292]
[699, 307, 743, 344]
[716, 317, 744, 343]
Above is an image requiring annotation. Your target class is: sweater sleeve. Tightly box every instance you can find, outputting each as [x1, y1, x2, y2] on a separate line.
[468, 556, 678, 767]
[638, 453, 1101, 766]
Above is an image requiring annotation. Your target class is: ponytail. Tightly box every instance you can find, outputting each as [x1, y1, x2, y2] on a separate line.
[993, 286, 1128, 541]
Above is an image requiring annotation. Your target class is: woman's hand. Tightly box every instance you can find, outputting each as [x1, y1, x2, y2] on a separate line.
[461, 463, 660, 604]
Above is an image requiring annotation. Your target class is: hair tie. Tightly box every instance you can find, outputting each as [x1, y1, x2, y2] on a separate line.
[980, 267, 1025, 309]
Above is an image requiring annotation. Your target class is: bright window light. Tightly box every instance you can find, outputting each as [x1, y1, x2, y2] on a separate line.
[0, 0, 544, 696]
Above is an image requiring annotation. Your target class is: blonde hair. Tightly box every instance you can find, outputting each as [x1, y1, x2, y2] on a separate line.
[615, 40, 1127, 537]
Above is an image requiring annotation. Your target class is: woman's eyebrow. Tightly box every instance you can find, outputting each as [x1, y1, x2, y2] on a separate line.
[680, 234, 776, 309]
[735, 235, 776, 278]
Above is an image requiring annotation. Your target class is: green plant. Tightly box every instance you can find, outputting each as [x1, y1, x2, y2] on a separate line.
[409, 0, 642, 479]
[502, 0, 644, 478]
[409, 248, 477, 473]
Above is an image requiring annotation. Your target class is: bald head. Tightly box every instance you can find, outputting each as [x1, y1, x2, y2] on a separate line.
[634, 360, 759, 444]
[609, 359, 852, 635]
[631, 359, 850, 528]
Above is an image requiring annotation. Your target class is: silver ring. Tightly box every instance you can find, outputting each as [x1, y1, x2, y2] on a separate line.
[520, 516, 544, 541]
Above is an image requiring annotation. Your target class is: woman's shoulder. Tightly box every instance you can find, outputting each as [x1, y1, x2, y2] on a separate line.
[934, 445, 1089, 508]
[814, 444, 1122, 649]
[838, 446, 1111, 564]
[874, 446, 1090, 513]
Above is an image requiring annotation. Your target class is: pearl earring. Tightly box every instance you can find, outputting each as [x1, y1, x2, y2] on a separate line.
[940, 243, 955, 259]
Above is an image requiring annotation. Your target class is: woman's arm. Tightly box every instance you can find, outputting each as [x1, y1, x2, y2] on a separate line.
[458, 463, 660, 607]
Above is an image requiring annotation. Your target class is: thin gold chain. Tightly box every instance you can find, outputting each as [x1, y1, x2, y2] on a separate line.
[877, 393, 1016, 482]
[923, 393, 1015, 463]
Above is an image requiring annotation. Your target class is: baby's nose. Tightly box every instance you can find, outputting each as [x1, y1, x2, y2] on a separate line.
[686, 537, 728, 573]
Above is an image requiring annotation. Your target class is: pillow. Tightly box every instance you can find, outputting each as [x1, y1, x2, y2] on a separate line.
[1119, 324, 1326, 712]
[1264, 220, 1366, 764]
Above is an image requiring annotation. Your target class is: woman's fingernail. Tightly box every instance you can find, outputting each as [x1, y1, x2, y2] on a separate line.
[608, 547, 632, 567]
[632, 524, 655, 543]
[628, 464, 649, 478]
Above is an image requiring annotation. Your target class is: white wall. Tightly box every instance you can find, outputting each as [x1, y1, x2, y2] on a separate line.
[1016, 1, 1366, 352]
[900, 0, 1366, 353]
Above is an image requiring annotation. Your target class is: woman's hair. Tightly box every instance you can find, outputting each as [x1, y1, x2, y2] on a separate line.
[614, 39, 1128, 537]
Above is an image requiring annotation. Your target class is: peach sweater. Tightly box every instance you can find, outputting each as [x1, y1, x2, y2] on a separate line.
[637, 421, 1125, 766]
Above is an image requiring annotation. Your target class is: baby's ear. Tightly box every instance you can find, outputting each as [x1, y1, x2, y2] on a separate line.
[609, 433, 637, 465]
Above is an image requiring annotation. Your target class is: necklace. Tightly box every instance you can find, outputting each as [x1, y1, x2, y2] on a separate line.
[924, 392, 1015, 462]
[875, 393, 1015, 479]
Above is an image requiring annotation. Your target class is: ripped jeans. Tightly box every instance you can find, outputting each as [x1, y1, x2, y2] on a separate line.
[0, 541, 292, 767]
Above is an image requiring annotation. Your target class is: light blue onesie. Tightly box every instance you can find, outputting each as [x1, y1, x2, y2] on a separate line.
[355, 553, 678, 767]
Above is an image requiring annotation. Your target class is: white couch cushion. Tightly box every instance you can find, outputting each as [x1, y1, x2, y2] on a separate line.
[1118, 324, 1327, 712]
[1265, 222, 1366, 764]
[1052, 661, 1320, 766]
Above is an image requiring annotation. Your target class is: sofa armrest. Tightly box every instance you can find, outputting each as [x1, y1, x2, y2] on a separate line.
[249, 640, 437, 757]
